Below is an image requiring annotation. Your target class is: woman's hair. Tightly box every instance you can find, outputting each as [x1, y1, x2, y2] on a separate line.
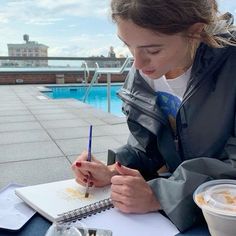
[110, 0, 236, 48]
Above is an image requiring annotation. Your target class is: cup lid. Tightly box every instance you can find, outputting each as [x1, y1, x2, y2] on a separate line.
[194, 179, 236, 216]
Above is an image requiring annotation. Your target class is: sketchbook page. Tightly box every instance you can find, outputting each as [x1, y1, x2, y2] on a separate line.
[15, 178, 111, 222]
[0, 183, 36, 230]
[81, 208, 179, 236]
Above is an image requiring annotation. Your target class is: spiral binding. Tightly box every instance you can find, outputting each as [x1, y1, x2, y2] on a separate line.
[57, 198, 113, 224]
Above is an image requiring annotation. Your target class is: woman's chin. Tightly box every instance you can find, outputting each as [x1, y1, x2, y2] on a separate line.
[145, 73, 161, 79]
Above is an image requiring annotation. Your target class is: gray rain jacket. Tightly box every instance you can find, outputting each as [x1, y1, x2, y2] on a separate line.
[108, 41, 236, 232]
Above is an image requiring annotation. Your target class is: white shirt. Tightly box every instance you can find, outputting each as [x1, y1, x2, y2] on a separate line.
[140, 66, 192, 100]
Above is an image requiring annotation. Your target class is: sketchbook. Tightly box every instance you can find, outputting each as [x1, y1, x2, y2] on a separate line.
[15, 179, 180, 235]
[15, 178, 112, 224]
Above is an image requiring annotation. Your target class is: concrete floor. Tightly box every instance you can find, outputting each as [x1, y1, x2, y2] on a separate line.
[0, 85, 129, 188]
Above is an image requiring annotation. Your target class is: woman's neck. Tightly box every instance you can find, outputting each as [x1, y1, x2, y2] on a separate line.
[165, 67, 188, 80]
[165, 41, 199, 80]
[165, 59, 193, 79]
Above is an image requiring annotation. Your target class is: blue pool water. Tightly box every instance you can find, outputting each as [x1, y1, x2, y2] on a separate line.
[43, 85, 124, 117]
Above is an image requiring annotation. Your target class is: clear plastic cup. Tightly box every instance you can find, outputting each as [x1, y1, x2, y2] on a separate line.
[45, 221, 88, 236]
[193, 179, 236, 236]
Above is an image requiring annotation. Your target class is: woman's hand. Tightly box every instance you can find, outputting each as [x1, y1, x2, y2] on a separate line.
[71, 151, 117, 187]
[111, 162, 161, 213]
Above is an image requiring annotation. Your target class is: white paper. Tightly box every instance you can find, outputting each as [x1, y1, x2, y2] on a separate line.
[81, 208, 179, 236]
[0, 183, 35, 230]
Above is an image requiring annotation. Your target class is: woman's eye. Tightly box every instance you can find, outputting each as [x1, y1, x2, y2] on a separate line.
[147, 50, 161, 55]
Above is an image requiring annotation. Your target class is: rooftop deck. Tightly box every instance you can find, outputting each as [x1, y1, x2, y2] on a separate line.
[0, 85, 129, 189]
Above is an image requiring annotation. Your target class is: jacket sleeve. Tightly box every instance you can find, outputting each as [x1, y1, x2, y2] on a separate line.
[107, 133, 164, 180]
[222, 109, 236, 167]
[223, 136, 236, 167]
[148, 157, 236, 232]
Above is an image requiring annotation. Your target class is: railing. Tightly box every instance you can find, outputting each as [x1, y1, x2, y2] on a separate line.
[0, 56, 127, 61]
[0, 56, 129, 83]
[94, 62, 101, 84]
[81, 62, 89, 84]
[83, 57, 133, 101]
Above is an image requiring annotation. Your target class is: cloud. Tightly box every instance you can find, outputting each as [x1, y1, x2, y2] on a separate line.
[1, 0, 236, 58]
[25, 17, 64, 26]
[0, 0, 110, 28]
[0, 0, 114, 56]
[0, 13, 9, 23]
[34, 0, 110, 18]
[44, 32, 121, 57]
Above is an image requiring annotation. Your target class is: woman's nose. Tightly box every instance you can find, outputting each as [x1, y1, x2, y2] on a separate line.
[133, 51, 149, 70]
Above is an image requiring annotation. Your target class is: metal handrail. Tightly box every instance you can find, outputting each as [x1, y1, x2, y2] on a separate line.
[0, 56, 126, 61]
[94, 62, 101, 84]
[83, 57, 133, 102]
[81, 61, 89, 84]
[83, 71, 100, 102]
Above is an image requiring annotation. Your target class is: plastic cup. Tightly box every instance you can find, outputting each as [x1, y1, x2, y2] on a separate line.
[45, 221, 88, 236]
[193, 179, 236, 236]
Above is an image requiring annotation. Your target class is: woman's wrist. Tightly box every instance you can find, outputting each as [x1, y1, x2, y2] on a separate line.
[149, 188, 162, 211]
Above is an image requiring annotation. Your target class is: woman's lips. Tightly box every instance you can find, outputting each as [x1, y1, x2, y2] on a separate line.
[142, 69, 156, 75]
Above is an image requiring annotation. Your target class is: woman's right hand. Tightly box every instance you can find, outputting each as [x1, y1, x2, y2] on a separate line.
[71, 151, 117, 187]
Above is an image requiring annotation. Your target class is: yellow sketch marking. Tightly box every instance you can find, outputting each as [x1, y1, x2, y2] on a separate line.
[65, 187, 93, 200]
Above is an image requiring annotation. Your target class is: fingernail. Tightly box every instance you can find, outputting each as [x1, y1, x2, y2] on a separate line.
[117, 161, 121, 167]
[76, 162, 81, 167]
[89, 182, 94, 187]
[83, 178, 88, 183]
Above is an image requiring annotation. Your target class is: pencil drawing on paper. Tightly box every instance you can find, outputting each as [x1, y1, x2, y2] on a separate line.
[65, 187, 94, 200]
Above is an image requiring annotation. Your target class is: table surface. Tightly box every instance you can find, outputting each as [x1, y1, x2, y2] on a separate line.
[0, 213, 210, 236]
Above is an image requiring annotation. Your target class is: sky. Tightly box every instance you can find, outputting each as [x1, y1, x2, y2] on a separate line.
[0, 0, 236, 57]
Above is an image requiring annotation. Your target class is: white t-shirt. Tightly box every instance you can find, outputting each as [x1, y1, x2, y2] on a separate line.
[140, 66, 192, 100]
[140, 67, 192, 134]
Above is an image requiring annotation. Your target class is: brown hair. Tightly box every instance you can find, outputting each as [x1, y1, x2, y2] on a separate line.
[111, 0, 236, 48]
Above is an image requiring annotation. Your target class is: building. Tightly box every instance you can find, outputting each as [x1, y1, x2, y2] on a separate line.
[7, 34, 49, 67]
[85, 46, 126, 68]
[108, 46, 116, 58]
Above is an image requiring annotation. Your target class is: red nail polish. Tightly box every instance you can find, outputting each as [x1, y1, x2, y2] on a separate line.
[83, 178, 88, 183]
[76, 162, 81, 167]
[117, 161, 121, 167]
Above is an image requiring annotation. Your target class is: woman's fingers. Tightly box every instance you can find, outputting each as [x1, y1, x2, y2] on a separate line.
[72, 156, 112, 187]
[75, 177, 86, 187]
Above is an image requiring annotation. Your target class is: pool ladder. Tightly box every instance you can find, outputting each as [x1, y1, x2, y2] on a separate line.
[83, 57, 133, 113]
[81, 61, 90, 84]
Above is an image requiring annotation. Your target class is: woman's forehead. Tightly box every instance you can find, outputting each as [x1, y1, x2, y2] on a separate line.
[117, 19, 184, 47]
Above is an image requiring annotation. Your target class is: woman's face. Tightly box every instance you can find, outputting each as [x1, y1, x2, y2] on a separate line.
[117, 19, 191, 79]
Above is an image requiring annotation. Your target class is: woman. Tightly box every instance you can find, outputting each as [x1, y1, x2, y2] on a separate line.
[72, 0, 236, 231]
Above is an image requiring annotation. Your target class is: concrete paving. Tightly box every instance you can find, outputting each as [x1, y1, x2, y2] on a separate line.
[0, 85, 129, 188]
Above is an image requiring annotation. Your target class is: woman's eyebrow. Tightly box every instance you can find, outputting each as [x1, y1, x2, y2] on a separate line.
[118, 35, 163, 48]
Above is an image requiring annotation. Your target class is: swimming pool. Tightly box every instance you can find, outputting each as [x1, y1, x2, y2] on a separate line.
[43, 85, 124, 117]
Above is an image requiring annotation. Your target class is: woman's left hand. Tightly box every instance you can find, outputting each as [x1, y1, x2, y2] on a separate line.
[111, 162, 161, 213]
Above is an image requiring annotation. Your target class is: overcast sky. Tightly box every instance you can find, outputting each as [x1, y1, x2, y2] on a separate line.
[0, 0, 235, 57]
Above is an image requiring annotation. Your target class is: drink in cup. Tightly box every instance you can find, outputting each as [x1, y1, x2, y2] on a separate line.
[193, 179, 236, 236]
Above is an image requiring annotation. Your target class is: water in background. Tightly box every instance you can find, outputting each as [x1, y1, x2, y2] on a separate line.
[44, 85, 124, 117]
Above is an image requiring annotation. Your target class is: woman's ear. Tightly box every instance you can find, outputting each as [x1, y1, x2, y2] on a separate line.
[188, 23, 205, 38]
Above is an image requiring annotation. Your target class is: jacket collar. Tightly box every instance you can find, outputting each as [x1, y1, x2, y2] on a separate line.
[183, 43, 231, 101]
